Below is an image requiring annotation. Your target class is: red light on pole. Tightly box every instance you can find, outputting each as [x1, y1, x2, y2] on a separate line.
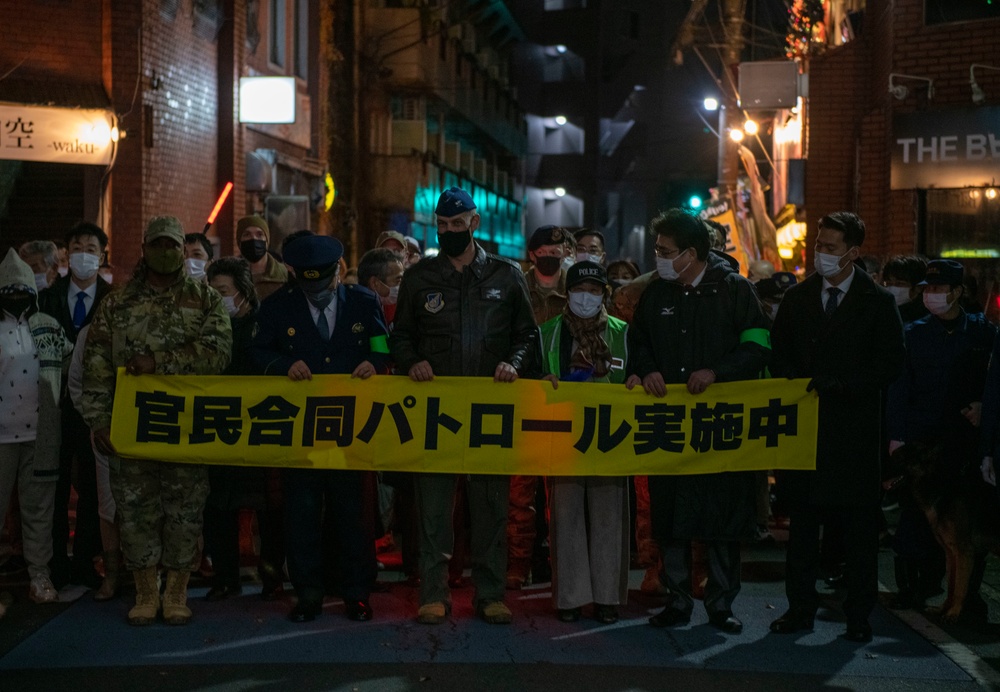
[203, 182, 234, 233]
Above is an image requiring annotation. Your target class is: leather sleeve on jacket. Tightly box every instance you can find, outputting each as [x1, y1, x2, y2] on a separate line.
[506, 265, 542, 378]
[388, 265, 423, 375]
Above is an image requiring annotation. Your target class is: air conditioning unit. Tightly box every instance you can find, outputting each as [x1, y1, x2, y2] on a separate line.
[263, 196, 310, 252]
[739, 61, 801, 109]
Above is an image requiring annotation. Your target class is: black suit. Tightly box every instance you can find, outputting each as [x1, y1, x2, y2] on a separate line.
[38, 275, 112, 585]
[771, 269, 904, 624]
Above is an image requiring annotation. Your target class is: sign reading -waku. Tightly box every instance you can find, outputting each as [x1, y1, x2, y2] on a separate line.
[110, 369, 818, 476]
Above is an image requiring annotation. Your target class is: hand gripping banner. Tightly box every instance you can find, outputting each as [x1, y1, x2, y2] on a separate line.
[109, 369, 818, 475]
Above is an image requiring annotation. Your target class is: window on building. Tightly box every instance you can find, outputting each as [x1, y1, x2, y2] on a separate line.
[925, 0, 1000, 24]
[270, 0, 286, 67]
[294, 0, 308, 78]
[923, 188, 1000, 259]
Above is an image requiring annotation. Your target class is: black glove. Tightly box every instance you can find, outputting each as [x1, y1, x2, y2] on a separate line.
[806, 375, 847, 396]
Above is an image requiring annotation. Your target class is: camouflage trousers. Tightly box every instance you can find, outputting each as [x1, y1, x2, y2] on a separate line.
[110, 459, 209, 571]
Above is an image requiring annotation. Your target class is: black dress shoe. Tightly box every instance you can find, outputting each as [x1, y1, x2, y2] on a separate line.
[648, 607, 690, 628]
[557, 607, 581, 623]
[843, 622, 873, 643]
[709, 611, 743, 634]
[206, 584, 242, 601]
[769, 609, 815, 634]
[594, 604, 619, 624]
[345, 600, 373, 621]
[288, 601, 322, 623]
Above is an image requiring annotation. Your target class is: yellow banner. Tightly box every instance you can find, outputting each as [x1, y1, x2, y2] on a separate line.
[109, 369, 817, 475]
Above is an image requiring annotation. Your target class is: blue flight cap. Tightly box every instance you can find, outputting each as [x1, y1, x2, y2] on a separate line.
[283, 234, 344, 281]
[919, 259, 964, 287]
[435, 187, 476, 217]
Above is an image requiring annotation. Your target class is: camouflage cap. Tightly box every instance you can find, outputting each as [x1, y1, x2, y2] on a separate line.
[144, 216, 184, 245]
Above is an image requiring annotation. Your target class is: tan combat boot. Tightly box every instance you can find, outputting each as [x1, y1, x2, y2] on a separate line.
[162, 570, 192, 625]
[127, 566, 160, 626]
[94, 551, 122, 602]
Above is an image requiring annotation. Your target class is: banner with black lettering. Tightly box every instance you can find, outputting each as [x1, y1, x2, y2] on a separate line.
[109, 370, 818, 475]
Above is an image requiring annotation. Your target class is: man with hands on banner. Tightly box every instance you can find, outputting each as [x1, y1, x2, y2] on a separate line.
[253, 234, 390, 624]
[390, 186, 540, 626]
[768, 211, 904, 644]
[624, 208, 771, 635]
[80, 215, 232, 627]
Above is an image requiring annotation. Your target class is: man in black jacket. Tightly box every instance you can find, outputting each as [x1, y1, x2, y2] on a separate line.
[38, 222, 112, 589]
[769, 211, 905, 643]
[626, 209, 771, 635]
[390, 187, 539, 626]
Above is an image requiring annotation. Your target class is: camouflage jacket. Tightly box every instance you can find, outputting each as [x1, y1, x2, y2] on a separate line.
[80, 270, 232, 431]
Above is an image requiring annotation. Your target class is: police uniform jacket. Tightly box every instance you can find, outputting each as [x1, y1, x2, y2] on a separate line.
[253, 282, 390, 376]
[771, 269, 905, 507]
[626, 252, 772, 541]
[888, 310, 996, 467]
[390, 244, 540, 378]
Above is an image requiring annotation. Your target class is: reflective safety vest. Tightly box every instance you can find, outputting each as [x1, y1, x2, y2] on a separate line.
[538, 313, 629, 385]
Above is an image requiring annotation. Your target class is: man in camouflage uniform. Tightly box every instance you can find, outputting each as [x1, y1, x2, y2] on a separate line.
[80, 216, 231, 626]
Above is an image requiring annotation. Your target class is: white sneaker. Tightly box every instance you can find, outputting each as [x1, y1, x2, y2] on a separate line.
[28, 576, 59, 604]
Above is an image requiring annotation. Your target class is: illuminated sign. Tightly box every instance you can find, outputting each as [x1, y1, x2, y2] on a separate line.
[891, 107, 1000, 189]
[0, 104, 116, 165]
[239, 77, 296, 124]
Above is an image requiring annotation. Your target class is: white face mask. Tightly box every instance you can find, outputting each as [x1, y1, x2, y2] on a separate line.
[814, 251, 848, 278]
[57, 266, 69, 277]
[656, 249, 690, 282]
[184, 258, 207, 281]
[568, 291, 604, 319]
[222, 294, 243, 317]
[69, 252, 101, 281]
[923, 291, 955, 316]
[576, 252, 603, 265]
[885, 285, 910, 306]
[383, 284, 399, 306]
[98, 270, 113, 285]
[33, 272, 49, 291]
[561, 256, 575, 272]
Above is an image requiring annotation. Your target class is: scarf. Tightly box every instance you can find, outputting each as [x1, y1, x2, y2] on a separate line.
[562, 304, 611, 380]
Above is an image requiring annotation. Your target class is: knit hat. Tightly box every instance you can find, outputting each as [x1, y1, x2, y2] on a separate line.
[236, 215, 270, 243]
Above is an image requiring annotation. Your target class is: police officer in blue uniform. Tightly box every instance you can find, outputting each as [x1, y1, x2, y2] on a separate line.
[253, 234, 391, 623]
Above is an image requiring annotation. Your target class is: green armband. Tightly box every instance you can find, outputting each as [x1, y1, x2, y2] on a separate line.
[369, 334, 390, 354]
[739, 328, 771, 349]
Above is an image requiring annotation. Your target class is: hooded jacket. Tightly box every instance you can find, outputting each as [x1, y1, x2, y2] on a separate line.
[0, 249, 73, 479]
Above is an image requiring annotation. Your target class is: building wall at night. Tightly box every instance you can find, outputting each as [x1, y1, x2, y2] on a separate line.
[805, 0, 1000, 293]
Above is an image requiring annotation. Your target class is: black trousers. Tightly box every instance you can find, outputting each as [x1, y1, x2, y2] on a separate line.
[284, 468, 375, 604]
[51, 405, 101, 580]
[785, 503, 881, 625]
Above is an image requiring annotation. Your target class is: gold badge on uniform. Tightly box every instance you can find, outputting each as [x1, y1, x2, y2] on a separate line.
[352, 322, 364, 333]
[287, 328, 296, 336]
[303, 269, 320, 279]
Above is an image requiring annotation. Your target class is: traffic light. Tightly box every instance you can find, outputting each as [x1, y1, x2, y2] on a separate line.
[688, 195, 703, 210]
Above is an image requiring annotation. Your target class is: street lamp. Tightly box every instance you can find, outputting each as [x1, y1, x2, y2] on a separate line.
[555, 115, 567, 126]
[703, 97, 719, 111]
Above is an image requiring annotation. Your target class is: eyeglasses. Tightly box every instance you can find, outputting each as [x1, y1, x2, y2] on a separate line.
[653, 245, 685, 259]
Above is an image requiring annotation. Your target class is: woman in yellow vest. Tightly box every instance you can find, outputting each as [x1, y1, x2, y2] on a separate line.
[540, 261, 630, 623]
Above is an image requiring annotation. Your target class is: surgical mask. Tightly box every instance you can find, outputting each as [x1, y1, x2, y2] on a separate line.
[184, 258, 207, 281]
[885, 285, 911, 306]
[222, 294, 243, 317]
[561, 256, 575, 272]
[145, 247, 184, 274]
[300, 277, 335, 307]
[576, 252, 603, 265]
[33, 273, 49, 291]
[239, 239, 268, 262]
[611, 278, 632, 288]
[98, 270, 113, 284]
[656, 249, 690, 282]
[814, 251, 848, 278]
[57, 266, 69, 277]
[534, 256, 561, 277]
[568, 291, 604, 319]
[923, 291, 955, 316]
[436, 229, 472, 258]
[382, 284, 399, 305]
[69, 252, 101, 281]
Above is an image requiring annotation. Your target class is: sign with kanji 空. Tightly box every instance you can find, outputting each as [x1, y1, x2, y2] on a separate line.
[0, 104, 116, 165]
[109, 371, 818, 475]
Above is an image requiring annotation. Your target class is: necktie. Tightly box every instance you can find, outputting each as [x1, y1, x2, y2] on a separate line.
[73, 291, 87, 330]
[824, 287, 841, 317]
[315, 306, 330, 340]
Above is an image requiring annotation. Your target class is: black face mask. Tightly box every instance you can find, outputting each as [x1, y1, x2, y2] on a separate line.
[0, 296, 32, 318]
[240, 239, 268, 262]
[437, 229, 472, 258]
[534, 256, 561, 277]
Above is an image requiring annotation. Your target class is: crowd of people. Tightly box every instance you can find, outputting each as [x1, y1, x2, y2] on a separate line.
[1, 186, 998, 644]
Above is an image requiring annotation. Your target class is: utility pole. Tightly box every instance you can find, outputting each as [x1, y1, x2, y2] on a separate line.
[717, 0, 745, 200]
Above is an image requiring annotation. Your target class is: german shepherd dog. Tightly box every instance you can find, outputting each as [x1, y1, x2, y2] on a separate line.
[890, 442, 1000, 622]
